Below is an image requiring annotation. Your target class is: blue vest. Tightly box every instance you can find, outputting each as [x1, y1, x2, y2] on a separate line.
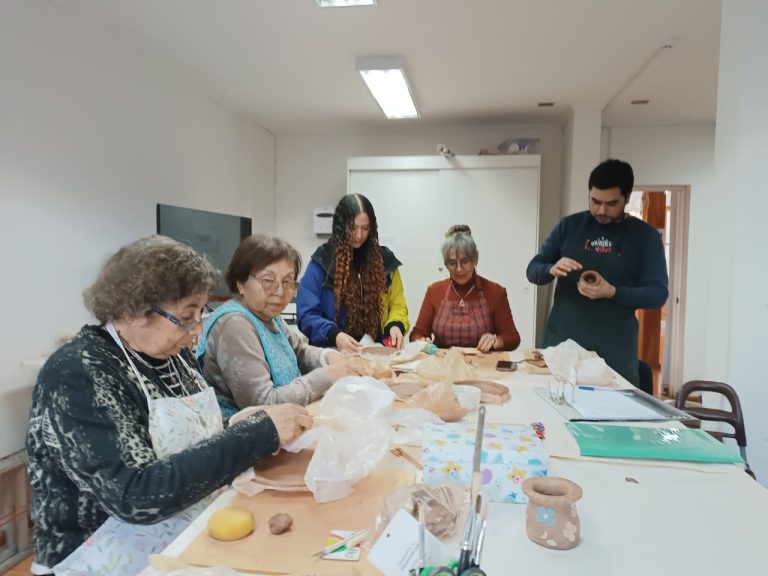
[198, 299, 302, 390]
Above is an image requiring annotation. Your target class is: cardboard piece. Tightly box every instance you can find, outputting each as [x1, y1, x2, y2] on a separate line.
[251, 449, 313, 490]
[177, 471, 414, 575]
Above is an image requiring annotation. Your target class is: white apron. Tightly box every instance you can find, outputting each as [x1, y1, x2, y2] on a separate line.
[51, 323, 224, 576]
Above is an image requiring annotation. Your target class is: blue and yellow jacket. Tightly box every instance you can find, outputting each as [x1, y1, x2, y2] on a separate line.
[296, 241, 409, 347]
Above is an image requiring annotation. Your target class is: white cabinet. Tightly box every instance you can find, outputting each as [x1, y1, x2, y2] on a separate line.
[348, 155, 540, 348]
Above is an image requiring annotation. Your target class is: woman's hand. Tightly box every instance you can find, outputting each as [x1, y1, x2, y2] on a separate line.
[335, 332, 361, 353]
[388, 326, 404, 349]
[324, 361, 359, 383]
[477, 333, 499, 353]
[259, 404, 313, 445]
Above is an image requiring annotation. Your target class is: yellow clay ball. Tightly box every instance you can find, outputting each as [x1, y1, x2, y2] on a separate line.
[207, 507, 255, 541]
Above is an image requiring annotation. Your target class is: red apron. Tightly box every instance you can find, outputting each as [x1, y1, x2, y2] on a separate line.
[432, 280, 493, 348]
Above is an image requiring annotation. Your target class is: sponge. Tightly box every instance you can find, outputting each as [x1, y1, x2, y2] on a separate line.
[207, 507, 255, 541]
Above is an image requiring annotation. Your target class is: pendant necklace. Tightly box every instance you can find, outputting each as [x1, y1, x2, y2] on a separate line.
[450, 282, 476, 308]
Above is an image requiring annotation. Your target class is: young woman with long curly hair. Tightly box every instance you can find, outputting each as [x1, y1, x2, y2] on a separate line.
[296, 194, 409, 352]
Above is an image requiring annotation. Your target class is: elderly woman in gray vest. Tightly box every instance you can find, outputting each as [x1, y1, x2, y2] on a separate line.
[199, 235, 352, 419]
[26, 236, 310, 576]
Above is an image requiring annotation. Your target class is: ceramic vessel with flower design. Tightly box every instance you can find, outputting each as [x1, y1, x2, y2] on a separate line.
[521, 476, 583, 550]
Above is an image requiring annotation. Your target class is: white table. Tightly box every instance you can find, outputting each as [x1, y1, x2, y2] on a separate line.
[477, 370, 767, 575]
[151, 366, 768, 576]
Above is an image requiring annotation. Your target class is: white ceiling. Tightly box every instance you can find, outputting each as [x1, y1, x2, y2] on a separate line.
[63, 0, 722, 135]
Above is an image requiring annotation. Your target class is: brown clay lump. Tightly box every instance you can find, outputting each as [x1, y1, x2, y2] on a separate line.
[268, 512, 293, 535]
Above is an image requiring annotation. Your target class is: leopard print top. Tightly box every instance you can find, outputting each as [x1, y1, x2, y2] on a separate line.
[26, 325, 279, 567]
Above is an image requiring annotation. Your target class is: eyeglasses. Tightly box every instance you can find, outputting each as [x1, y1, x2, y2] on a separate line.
[446, 257, 473, 269]
[152, 304, 214, 332]
[250, 274, 298, 295]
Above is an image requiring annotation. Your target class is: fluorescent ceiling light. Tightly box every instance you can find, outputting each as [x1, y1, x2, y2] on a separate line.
[356, 56, 419, 119]
[316, 0, 376, 6]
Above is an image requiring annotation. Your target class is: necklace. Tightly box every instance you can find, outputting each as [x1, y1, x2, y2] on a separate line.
[450, 281, 476, 308]
[123, 339, 187, 393]
[110, 324, 212, 429]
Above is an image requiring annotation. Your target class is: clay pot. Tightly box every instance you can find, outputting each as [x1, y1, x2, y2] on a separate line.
[580, 270, 599, 284]
[522, 477, 583, 550]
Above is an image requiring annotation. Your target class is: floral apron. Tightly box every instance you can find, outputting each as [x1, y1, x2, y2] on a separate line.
[51, 322, 224, 576]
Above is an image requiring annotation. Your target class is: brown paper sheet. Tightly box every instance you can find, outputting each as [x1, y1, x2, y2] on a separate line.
[250, 449, 313, 490]
[178, 471, 414, 575]
[462, 351, 511, 378]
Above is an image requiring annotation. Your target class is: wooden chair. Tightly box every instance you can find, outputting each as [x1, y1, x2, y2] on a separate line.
[674, 380, 755, 479]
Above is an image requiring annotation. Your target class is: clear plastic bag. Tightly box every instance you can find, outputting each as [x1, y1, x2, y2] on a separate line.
[283, 376, 438, 502]
[576, 357, 613, 386]
[416, 348, 477, 382]
[369, 483, 469, 547]
[404, 381, 468, 422]
[542, 339, 613, 386]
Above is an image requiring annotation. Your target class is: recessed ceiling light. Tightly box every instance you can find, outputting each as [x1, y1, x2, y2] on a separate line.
[631, 99, 650, 105]
[356, 56, 419, 119]
[316, 0, 376, 6]
[537, 102, 555, 107]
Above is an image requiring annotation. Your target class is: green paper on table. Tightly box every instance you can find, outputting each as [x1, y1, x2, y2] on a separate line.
[565, 422, 744, 463]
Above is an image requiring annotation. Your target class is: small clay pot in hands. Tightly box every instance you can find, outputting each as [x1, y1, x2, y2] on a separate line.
[580, 270, 599, 285]
[522, 477, 583, 550]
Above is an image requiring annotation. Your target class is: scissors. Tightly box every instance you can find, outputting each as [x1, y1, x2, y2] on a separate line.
[412, 562, 458, 576]
[414, 566, 486, 576]
[458, 569, 487, 576]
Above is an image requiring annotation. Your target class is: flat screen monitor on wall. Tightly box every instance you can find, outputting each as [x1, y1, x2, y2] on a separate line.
[156, 204, 252, 296]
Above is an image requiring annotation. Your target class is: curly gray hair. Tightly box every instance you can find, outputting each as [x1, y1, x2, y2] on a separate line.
[84, 236, 219, 322]
[441, 224, 478, 264]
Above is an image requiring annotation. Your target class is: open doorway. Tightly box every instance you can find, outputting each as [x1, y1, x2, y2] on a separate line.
[625, 186, 690, 397]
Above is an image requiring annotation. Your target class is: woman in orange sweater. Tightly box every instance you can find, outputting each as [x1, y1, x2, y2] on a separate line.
[411, 225, 521, 352]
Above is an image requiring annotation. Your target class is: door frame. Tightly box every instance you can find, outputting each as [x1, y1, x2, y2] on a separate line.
[634, 185, 690, 396]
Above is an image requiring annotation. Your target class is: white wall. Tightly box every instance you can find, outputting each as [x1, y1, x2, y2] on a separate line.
[275, 125, 563, 343]
[716, 0, 768, 482]
[561, 106, 602, 216]
[0, 0, 276, 459]
[607, 124, 716, 386]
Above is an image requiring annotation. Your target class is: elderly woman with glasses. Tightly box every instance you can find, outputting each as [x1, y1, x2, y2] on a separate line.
[26, 236, 311, 576]
[199, 235, 351, 419]
[410, 225, 521, 352]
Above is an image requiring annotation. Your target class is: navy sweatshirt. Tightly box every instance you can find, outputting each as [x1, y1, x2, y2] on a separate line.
[527, 211, 669, 310]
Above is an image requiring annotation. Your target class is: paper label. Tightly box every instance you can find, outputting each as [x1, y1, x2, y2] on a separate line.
[367, 509, 452, 576]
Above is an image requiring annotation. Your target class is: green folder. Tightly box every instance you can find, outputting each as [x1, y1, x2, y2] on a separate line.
[565, 422, 744, 463]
